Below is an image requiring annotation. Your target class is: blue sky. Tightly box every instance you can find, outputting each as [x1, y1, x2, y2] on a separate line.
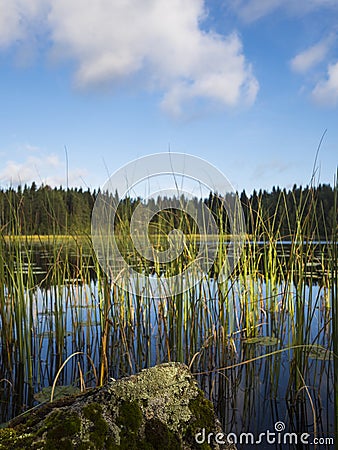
[0, 0, 337, 194]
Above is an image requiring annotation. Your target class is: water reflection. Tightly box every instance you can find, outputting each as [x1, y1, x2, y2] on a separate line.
[0, 241, 334, 449]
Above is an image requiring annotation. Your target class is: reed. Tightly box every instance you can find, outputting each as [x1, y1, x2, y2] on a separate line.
[331, 171, 338, 444]
[0, 181, 335, 440]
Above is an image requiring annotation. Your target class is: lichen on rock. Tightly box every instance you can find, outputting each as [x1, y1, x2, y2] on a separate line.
[0, 362, 236, 449]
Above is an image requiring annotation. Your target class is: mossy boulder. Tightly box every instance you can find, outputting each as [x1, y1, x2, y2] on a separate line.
[0, 363, 235, 449]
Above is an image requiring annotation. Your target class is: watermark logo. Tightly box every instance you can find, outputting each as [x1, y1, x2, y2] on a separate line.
[91, 153, 246, 297]
[274, 421, 285, 432]
[195, 422, 334, 446]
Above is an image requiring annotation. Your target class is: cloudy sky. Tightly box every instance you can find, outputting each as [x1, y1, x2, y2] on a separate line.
[0, 0, 337, 193]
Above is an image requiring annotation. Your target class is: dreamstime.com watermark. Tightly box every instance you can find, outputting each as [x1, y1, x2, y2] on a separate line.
[195, 422, 334, 447]
[91, 153, 246, 297]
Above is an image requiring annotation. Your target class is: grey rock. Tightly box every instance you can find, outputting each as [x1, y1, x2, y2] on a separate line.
[0, 362, 236, 449]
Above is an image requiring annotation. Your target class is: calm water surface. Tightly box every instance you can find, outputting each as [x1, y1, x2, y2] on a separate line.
[0, 241, 335, 449]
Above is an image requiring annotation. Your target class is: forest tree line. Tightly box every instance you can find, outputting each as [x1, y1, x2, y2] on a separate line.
[0, 182, 336, 238]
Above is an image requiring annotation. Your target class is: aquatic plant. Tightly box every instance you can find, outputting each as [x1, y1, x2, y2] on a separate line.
[0, 178, 336, 442]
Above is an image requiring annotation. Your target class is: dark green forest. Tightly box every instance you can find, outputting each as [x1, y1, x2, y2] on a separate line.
[0, 182, 336, 238]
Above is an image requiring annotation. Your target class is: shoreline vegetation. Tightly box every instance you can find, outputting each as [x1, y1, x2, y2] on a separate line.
[0, 182, 336, 238]
[2, 234, 336, 242]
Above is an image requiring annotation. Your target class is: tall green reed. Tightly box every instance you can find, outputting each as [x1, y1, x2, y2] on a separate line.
[0, 181, 335, 434]
[331, 171, 338, 444]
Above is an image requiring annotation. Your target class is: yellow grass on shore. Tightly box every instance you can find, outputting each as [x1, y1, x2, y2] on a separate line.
[2, 234, 86, 243]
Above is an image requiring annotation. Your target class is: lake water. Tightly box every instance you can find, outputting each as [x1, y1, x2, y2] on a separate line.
[0, 240, 335, 448]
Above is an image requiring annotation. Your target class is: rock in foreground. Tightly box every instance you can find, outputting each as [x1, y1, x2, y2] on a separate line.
[0, 362, 235, 449]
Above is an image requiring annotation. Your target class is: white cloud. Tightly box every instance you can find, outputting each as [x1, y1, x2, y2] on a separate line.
[0, 0, 258, 116]
[47, 0, 258, 115]
[231, 0, 338, 22]
[290, 37, 333, 73]
[0, 153, 87, 187]
[252, 159, 292, 179]
[230, 0, 282, 23]
[0, 0, 48, 48]
[24, 143, 41, 152]
[288, 34, 338, 107]
[312, 61, 338, 106]
[159, 32, 258, 115]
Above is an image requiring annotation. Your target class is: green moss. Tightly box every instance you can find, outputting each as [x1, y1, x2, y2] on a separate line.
[195, 443, 212, 450]
[40, 409, 81, 449]
[0, 428, 17, 447]
[144, 418, 181, 450]
[77, 442, 103, 450]
[117, 438, 142, 450]
[83, 402, 108, 434]
[114, 420, 181, 450]
[111, 363, 196, 433]
[45, 438, 74, 449]
[45, 410, 81, 440]
[189, 391, 215, 432]
[76, 443, 93, 450]
[117, 400, 142, 434]
[82, 402, 109, 449]
[0, 427, 33, 449]
[186, 390, 216, 448]
[117, 436, 154, 450]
